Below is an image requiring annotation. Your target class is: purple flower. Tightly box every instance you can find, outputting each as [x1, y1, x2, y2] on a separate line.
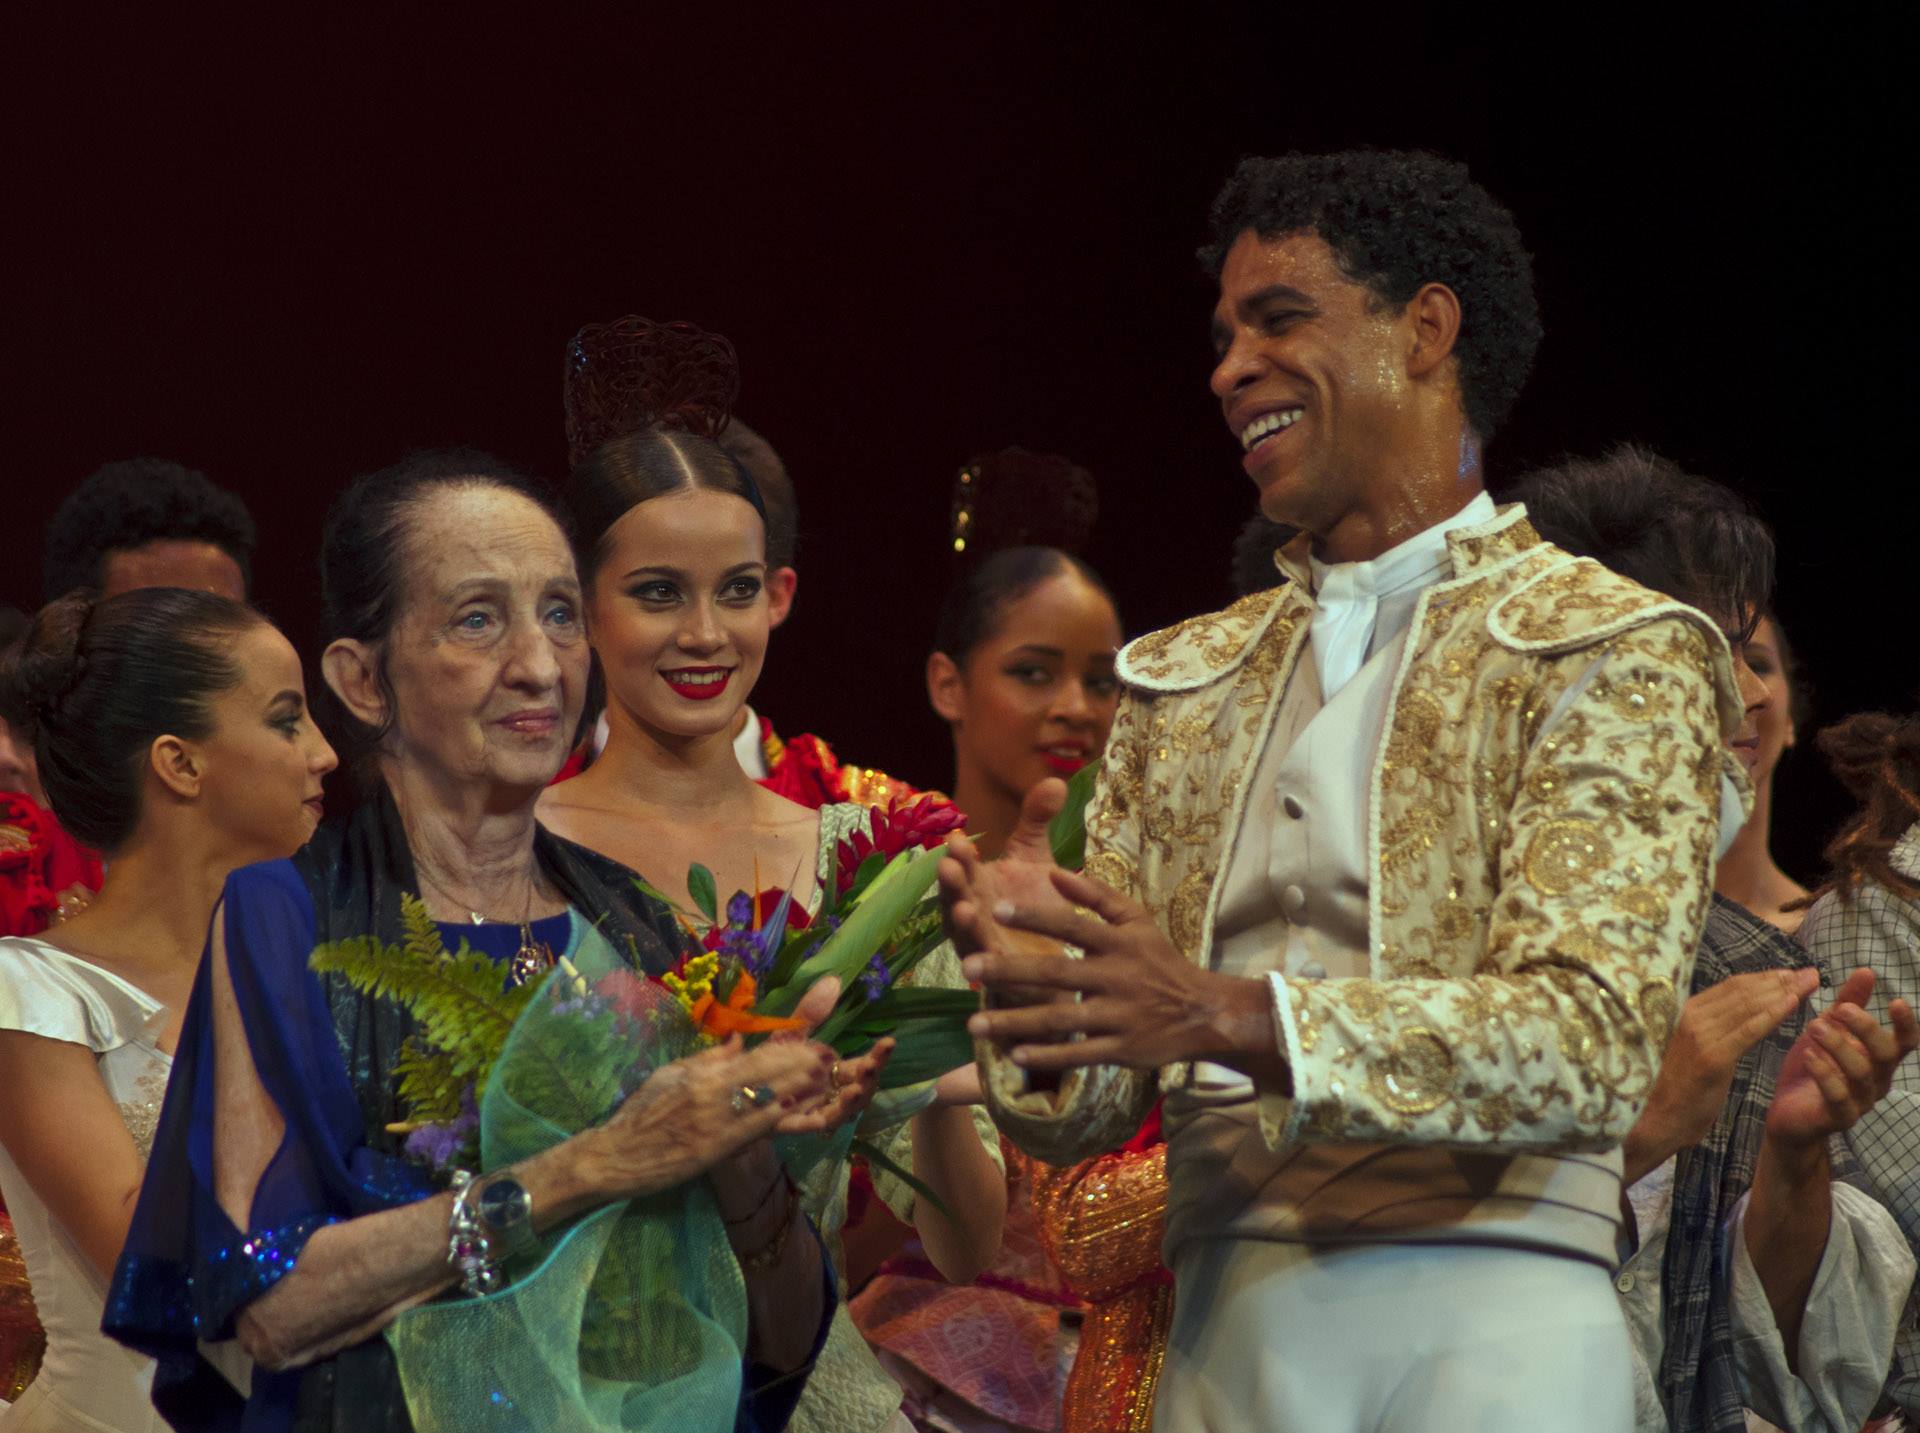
[718, 923, 770, 979]
[860, 954, 891, 1002]
[405, 1087, 479, 1172]
[726, 891, 755, 927]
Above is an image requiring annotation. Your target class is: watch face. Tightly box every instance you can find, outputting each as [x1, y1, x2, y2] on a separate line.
[477, 1177, 531, 1229]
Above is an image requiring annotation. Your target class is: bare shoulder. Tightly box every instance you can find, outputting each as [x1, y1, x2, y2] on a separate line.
[535, 774, 600, 838]
[751, 783, 819, 835]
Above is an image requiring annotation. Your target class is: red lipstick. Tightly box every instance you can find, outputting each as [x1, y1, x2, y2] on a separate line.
[663, 667, 734, 701]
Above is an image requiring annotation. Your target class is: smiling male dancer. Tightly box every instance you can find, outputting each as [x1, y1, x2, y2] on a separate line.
[941, 151, 1749, 1432]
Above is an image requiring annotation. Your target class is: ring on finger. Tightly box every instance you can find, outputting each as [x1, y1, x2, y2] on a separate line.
[729, 1083, 777, 1116]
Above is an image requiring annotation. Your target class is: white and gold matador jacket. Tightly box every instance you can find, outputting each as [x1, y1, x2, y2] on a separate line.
[983, 504, 1748, 1167]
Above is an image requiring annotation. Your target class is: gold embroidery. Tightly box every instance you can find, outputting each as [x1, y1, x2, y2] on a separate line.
[1638, 977, 1678, 1049]
[1166, 869, 1211, 955]
[1523, 819, 1614, 897]
[1370, 1027, 1455, 1115]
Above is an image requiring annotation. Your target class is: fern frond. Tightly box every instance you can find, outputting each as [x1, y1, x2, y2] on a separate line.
[310, 894, 537, 1093]
[391, 1039, 465, 1123]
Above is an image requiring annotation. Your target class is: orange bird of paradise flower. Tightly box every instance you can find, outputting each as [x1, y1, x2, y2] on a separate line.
[687, 970, 807, 1039]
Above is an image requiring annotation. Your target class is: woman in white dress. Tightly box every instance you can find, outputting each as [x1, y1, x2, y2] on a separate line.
[0, 586, 336, 1431]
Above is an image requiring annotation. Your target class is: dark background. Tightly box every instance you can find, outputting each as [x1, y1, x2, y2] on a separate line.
[3, 6, 1909, 881]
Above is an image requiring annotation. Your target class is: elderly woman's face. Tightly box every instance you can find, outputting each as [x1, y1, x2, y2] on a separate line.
[381, 486, 587, 793]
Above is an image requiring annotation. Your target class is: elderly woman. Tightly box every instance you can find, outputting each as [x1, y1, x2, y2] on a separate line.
[105, 452, 881, 1432]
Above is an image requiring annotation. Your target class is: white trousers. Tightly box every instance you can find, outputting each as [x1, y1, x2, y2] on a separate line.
[1154, 1240, 1633, 1433]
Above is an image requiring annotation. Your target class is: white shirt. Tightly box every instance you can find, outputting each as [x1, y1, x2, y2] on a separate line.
[1306, 490, 1496, 701]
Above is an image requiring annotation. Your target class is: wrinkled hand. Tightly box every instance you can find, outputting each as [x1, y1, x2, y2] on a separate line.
[960, 865, 1279, 1081]
[778, 974, 893, 1135]
[591, 1029, 836, 1199]
[1768, 967, 1919, 1147]
[1630, 967, 1820, 1175]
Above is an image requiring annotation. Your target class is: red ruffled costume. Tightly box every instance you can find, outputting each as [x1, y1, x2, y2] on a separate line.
[0, 792, 101, 940]
[0, 792, 101, 1400]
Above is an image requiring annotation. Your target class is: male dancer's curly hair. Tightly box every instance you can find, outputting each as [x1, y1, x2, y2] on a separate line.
[1200, 150, 1542, 442]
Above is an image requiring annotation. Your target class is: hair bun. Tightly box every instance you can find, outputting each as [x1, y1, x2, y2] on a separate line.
[949, 446, 1098, 565]
[563, 317, 741, 467]
[0, 593, 93, 734]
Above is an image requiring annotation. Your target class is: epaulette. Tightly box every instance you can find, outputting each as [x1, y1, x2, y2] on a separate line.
[1488, 552, 1715, 655]
[1116, 585, 1304, 693]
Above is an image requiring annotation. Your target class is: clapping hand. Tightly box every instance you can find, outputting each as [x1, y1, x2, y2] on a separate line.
[943, 779, 1278, 1082]
[1767, 966, 1919, 1147]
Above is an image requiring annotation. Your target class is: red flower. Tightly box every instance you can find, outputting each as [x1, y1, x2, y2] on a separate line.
[835, 795, 967, 895]
[752, 887, 811, 931]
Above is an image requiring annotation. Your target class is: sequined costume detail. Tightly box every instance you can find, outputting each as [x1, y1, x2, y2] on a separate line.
[1025, 1113, 1172, 1432]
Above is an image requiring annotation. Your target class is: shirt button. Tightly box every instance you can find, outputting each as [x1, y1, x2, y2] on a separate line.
[1281, 884, 1307, 917]
[1282, 794, 1305, 820]
[1615, 1272, 1635, 1294]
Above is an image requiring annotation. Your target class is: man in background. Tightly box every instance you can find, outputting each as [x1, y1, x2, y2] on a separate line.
[41, 457, 254, 602]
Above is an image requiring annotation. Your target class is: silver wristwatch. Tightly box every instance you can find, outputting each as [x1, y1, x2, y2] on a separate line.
[473, 1174, 535, 1260]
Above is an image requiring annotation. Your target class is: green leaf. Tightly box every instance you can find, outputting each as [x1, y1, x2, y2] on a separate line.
[687, 864, 718, 924]
[630, 874, 691, 920]
[767, 925, 820, 989]
[868, 1020, 974, 1088]
[1048, 757, 1102, 870]
[758, 850, 940, 1018]
[851, 1135, 952, 1221]
[851, 987, 979, 1025]
[309, 894, 537, 1125]
[845, 852, 887, 903]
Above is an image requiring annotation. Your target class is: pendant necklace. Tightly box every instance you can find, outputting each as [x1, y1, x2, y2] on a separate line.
[422, 868, 558, 988]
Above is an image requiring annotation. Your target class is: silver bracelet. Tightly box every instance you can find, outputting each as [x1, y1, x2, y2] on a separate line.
[445, 1169, 501, 1296]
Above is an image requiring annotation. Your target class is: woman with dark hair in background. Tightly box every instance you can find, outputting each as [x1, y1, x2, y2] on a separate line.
[540, 318, 1001, 1433]
[106, 450, 866, 1433]
[1714, 611, 1812, 933]
[855, 448, 1170, 1433]
[0, 587, 336, 1431]
[1799, 710, 1920, 1423]
[924, 449, 1121, 858]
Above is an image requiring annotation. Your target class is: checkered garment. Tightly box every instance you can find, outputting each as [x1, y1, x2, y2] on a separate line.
[1655, 893, 1867, 1433]
[1801, 823, 1920, 1420]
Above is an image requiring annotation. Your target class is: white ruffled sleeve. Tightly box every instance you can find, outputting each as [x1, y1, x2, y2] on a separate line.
[0, 937, 164, 1053]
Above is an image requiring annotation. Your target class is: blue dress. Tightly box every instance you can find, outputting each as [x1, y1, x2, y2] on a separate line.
[103, 790, 831, 1433]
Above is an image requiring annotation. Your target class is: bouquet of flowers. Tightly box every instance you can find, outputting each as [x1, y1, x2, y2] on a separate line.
[642, 794, 977, 1090]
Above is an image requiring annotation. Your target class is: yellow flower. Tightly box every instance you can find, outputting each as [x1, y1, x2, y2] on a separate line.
[661, 951, 719, 1016]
